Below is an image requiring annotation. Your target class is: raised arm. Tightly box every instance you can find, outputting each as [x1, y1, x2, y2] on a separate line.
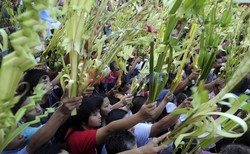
[51, 74, 60, 86]
[150, 98, 192, 137]
[96, 103, 155, 145]
[111, 95, 134, 110]
[27, 90, 82, 154]
[204, 77, 224, 91]
[151, 92, 173, 121]
[129, 57, 142, 73]
[174, 71, 200, 95]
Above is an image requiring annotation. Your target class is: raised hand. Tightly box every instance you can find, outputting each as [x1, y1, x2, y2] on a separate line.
[140, 132, 169, 154]
[188, 70, 200, 80]
[138, 103, 156, 120]
[82, 86, 95, 97]
[178, 97, 192, 109]
[58, 88, 82, 115]
[120, 94, 134, 106]
[164, 92, 174, 102]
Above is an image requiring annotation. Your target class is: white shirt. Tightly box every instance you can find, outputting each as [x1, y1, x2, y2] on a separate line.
[134, 123, 152, 147]
[166, 102, 186, 122]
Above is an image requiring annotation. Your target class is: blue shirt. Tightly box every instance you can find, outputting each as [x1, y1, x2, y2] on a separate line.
[156, 88, 170, 105]
[22, 125, 44, 144]
[39, 10, 61, 37]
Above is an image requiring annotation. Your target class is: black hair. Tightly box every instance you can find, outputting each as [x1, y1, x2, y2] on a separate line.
[56, 94, 105, 143]
[105, 109, 128, 125]
[108, 96, 120, 105]
[35, 143, 69, 154]
[70, 95, 103, 130]
[215, 131, 250, 152]
[110, 61, 116, 72]
[127, 58, 134, 65]
[105, 130, 136, 154]
[22, 69, 49, 94]
[95, 93, 108, 106]
[214, 65, 222, 76]
[175, 93, 187, 106]
[219, 144, 250, 154]
[118, 75, 130, 91]
[130, 96, 147, 114]
[231, 77, 249, 94]
[167, 73, 176, 85]
[216, 51, 227, 59]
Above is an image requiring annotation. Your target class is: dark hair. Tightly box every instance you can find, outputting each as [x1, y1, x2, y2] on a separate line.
[105, 109, 128, 125]
[35, 143, 69, 154]
[105, 130, 136, 154]
[22, 69, 48, 94]
[130, 96, 147, 114]
[110, 61, 116, 72]
[214, 65, 222, 76]
[118, 75, 130, 92]
[108, 96, 120, 105]
[95, 93, 108, 106]
[127, 58, 134, 65]
[219, 144, 250, 154]
[175, 93, 187, 106]
[167, 73, 176, 85]
[70, 95, 103, 130]
[231, 77, 249, 94]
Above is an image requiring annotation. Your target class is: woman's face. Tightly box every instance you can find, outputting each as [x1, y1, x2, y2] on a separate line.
[101, 97, 112, 117]
[88, 110, 102, 128]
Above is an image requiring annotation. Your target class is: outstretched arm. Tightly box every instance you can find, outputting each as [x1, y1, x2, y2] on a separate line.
[174, 71, 200, 95]
[27, 90, 82, 154]
[150, 98, 192, 137]
[96, 103, 155, 145]
[151, 92, 173, 121]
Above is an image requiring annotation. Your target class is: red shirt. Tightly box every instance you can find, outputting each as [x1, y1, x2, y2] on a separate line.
[66, 128, 97, 154]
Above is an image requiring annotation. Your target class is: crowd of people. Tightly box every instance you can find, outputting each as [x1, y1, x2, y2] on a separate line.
[2, 50, 250, 154]
[1, 0, 250, 154]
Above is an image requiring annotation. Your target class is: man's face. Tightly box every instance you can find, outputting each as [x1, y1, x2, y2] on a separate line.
[39, 75, 53, 95]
